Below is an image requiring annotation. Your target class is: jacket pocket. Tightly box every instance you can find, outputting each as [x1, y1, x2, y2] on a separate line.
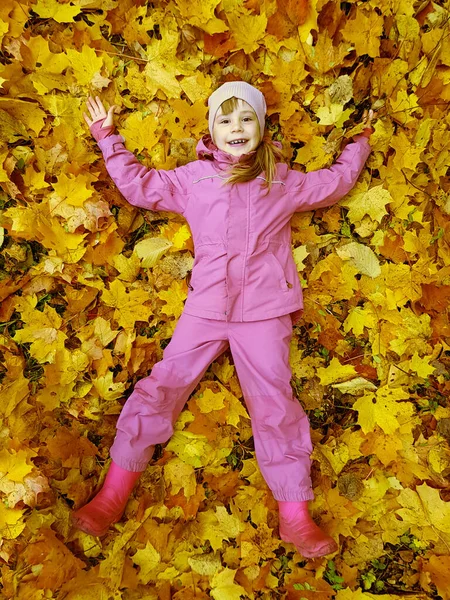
[267, 252, 291, 292]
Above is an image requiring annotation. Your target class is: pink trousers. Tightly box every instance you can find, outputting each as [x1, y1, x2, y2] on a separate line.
[109, 312, 314, 501]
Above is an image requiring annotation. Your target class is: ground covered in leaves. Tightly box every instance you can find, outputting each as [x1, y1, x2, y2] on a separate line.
[1, 0, 450, 598]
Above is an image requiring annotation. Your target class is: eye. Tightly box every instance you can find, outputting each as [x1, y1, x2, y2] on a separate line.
[219, 119, 229, 124]
[243, 117, 253, 121]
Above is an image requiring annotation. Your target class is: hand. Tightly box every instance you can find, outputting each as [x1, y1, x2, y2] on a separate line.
[358, 108, 377, 138]
[362, 108, 376, 129]
[83, 95, 118, 129]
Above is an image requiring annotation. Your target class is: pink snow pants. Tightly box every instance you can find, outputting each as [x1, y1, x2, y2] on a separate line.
[109, 312, 314, 501]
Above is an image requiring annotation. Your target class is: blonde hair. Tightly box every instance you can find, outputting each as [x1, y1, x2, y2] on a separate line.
[217, 97, 284, 192]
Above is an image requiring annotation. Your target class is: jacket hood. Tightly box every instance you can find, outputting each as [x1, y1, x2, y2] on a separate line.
[196, 135, 282, 170]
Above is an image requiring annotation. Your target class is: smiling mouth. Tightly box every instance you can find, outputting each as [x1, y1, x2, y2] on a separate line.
[228, 139, 248, 145]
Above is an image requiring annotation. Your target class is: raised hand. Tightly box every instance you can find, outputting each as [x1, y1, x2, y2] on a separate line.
[83, 95, 118, 129]
[362, 108, 376, 129]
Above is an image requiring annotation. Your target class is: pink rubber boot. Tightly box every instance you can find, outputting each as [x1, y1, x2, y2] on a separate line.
[278, 501, 338, 558]
[71, 461, 143, 537]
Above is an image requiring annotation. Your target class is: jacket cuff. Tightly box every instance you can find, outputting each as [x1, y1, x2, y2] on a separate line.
[354, 127, 374, 140]
[90, 118, 117, 142]
[352, 132, 372, 144]
[98, 133, 126, 156]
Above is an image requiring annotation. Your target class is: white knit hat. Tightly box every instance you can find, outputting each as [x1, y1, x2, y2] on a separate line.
[208, 81, 267, 143]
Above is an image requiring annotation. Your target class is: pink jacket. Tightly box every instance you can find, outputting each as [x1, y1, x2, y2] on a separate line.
[96, 131, 371, 325]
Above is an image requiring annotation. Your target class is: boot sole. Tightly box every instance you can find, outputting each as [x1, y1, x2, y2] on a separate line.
[279, 532, 338, 558]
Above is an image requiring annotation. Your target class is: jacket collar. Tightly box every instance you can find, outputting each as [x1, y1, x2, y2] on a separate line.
[196, 135, 254, 169]
[195, 135, 283, 170]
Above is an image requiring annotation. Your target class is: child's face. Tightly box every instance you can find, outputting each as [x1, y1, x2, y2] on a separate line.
[213, 99, 260, 157]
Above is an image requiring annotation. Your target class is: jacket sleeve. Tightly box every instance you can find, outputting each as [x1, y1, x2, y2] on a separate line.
[285, 135, 371, 213]
[96, 134, 190, 215]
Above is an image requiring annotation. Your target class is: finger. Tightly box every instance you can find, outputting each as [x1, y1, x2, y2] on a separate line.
[87, 97, 99, 116]
[89, 95, 103, 113]
[83, 113, 93, 127]
[95, 96, 105, 112]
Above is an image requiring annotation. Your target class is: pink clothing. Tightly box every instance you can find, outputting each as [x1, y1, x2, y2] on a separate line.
[96, 129, 371, 325]
[90, 121, 371, 502]
[110, 312, 314, 501]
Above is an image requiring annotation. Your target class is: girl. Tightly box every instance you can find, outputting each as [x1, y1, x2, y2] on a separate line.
[73, 81, 374, 558]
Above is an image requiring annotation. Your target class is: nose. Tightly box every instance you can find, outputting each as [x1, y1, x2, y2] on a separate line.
[231, 120, 243, 132]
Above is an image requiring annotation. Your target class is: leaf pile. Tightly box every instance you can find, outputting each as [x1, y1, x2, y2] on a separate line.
[1, 0, 450, 598]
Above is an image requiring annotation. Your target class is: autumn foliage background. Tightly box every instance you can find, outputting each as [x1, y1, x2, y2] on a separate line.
[1, 0, 450, 597]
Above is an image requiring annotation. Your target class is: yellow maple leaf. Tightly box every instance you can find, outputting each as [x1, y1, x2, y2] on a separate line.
[102, 279, 152, 329]
[119, 112, 160, 155]
[51, 173, 93, 207]
[390, 131, 423, 172]
[13, 295, 67, 364]
[343, 305, 378, 337]
[25, 35, 69, 73]
[92, 371, 126, 402]
[408, 352, 436, 379]
[211, 356, 235, 384]
[1, 373, 30, 420]
[23, 165, 50, 192]
[157, 280, 187, 319]
[33, 0, 81, 22]
[181, 73, 213, 104]
[315, 438, 349, 476]
[390, 89, 422, 125]
[141, 15, 196, 99]
[113, 252, 141, 282]
[362, 430, 403, 466]
[315, 103, 352, 127]
[195, 388, 226, 413]
[176, 0, 228, 34]
[0, 98, 46, 137]
[0, 18, 8, 45]
[294, 136, 333, 171]
[164, 456, 197, 498]
[303, 33, 353, 74]
[0, 504, 25, 540]
[66, 45, 107, 87]
[5, 202, 87, 262]
[166, 98, 209, 139]
[227, 10, 268, 54]
[396, 483, 450, 540]
[36, 382, 76, 411]
[353, 386, 414, 434]
[166, 431, 213, 467]
[197, 507, 244, 552]
[340, 184, 392, 223]
[0, 448, 34, 483]
[210, 567, 247, 600]
[342, 9, 384, 58]
[316, 356, 357, 386]
[388, 308, 432, 357]
[25, 36, 70, 94]
[132, 541, 161, 585]
[45, 346, 89, 387]
[40, 94, 84, 136]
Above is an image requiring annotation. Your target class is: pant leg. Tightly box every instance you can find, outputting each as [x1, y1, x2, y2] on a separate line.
[228, 315, 314, 501]
[110, 313, 229, 471]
